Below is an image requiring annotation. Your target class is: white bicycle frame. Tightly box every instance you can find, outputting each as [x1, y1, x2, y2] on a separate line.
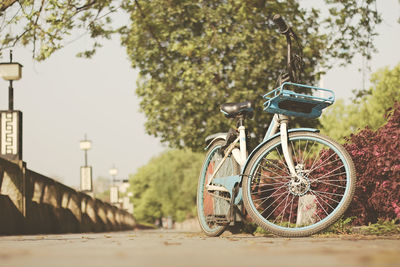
[206, 113, 298, 193]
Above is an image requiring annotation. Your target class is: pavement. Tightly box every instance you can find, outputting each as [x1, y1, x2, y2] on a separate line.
[0, 229, 399, 267]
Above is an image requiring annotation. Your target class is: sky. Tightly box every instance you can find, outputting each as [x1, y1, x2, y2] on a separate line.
[0, 1, 399, 189]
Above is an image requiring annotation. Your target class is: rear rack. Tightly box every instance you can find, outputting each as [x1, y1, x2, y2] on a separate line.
[263, 82, 335, 118]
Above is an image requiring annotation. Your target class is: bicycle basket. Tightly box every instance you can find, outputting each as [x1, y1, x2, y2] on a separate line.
[263, 82, 335, 118]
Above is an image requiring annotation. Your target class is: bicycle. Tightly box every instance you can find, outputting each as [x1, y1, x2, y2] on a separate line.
[196, 14, 356, 237]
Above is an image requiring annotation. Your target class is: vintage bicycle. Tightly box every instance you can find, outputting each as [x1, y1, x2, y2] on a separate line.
[196, 14, 356, 237]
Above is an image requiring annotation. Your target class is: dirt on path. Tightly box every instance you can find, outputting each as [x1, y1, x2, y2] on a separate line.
[0, 230, 399, 267]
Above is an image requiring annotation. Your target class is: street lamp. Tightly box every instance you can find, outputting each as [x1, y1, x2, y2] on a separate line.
[0, 50, 23, 161]
[80, 134, 93, 193]
[0, 50, 23, 110]
[109, 167, 118, 180]
[109, 166, 119, 204]
[80, 134, 91, 166]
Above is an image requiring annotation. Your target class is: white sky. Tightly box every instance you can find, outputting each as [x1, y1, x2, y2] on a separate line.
[0, 0, 399, 188]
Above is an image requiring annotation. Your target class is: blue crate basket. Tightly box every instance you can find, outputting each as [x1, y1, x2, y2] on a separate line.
[263, 82, 335, 119]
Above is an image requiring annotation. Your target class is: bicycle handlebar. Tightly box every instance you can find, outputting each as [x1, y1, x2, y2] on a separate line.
[273, 14, 289, 34]
[273, 14, 303, 84]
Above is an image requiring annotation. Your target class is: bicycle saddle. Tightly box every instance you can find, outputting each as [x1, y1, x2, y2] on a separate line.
[220, 101, 253, 117]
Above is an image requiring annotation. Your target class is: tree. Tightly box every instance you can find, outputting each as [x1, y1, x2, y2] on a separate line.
[93, 176, 111, 202]
[1, 1, 384, 150]
[321, 62, 400, 141]
[129, 149, 203, 223]
[0, 0, 117, 60]
[120, 0, 382, 151]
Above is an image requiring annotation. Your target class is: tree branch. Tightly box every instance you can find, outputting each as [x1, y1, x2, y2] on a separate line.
[76, 1, 96, 11]
[0, 0, 18, 12]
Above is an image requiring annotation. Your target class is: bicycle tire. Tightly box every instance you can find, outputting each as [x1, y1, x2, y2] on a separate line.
[197, 140, 240, 237]
[242, 131, 356, 237]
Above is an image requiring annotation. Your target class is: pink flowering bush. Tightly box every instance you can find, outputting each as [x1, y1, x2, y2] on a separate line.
[343, 102, 400, 225]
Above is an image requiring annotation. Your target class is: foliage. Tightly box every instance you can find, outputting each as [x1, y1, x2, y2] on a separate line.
[128, 149, 203, 224]
[342, 102, 400, 225]
[95, 189, 110, 202]
[321, 217, 355, 235]
[1, 1, 383, 150]
[93, 176, 112, 202]
[0, 0, 118, 60]
[320, 99, 357, 142]
[321, 63, 400, 142]
[120, 0, 382, 151]
[319, 218, 400, 236]
[359, 219, 400, 235]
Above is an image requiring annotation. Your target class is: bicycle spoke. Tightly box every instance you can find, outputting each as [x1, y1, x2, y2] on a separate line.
[288, 195, 295, 227]
[302, 140, 317, 165]
[314, 180, 347, 189]
[277, 192, 292, 225]
[255, 173, 292, 180]
[311, 190, 344, 197]
[251, 182, 289, 195]
[310, 157, 342, 173]
[310, 190, 336, 211]
[266, 191, 291, 220]
[258, 190, 289, 217]
[306, 192, 324, 222]
[253, 180, 290, 185]
[300, 139, 309, 165]
[309, 152, 337, 173]
[309, 172, 347, 182]
[260, 157, 290, 176]
[311, 191, 330, 217]
[309, 146, 331, 172]
[253, 185, 288, 202]
[311, 164, 346, 181]
[257, 165, 290, 180]
[275, 147, 291, 175]
[290, 140, 299, 166]
[310, 189, 341, 204]
[254, 190, 288, 210]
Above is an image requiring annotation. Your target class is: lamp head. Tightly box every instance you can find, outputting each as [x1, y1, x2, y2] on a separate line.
[109, 168, 118, 176]
[0, 62, 23, 81]
[80, 139, 91, 151]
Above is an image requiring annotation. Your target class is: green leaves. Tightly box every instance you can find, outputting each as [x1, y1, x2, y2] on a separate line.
[0, 0, 118, 60]
[321, 62, 400, 141]
[121, 0, 383, 151]
[123, 1, 323, 150]
[0, 0, 385, 150]
[128, 149, 203, 223]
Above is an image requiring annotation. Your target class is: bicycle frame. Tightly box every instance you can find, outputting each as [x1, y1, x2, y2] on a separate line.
[206, 113, 299, 197]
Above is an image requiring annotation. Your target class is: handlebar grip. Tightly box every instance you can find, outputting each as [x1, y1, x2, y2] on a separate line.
[273, 14, 289, 34]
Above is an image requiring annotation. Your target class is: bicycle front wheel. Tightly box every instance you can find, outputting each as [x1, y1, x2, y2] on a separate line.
[197, 140, 240, 237]
[242, 132, 356, 237]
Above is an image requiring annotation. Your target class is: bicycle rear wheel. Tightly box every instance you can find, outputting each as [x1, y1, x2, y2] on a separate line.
[242, 132, 356, 237]
[197, 140, 240, 237]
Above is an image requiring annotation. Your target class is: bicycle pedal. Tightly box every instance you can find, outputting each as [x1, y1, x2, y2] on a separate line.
[206, 215, 230, 225]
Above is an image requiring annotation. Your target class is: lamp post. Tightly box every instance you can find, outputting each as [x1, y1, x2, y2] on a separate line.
[80, 134, 93, 193]
[109, 166, 119, 204]
[0, 50, 23, 161]
[0, 50, 23, 110]
[109, 166, 131, 210]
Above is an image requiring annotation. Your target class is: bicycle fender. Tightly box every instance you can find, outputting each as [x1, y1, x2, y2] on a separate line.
[240, 128, 319, 182]
[204, 133, 227, 150]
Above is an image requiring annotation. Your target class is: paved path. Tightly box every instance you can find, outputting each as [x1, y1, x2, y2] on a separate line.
[0, 230, 399, 267]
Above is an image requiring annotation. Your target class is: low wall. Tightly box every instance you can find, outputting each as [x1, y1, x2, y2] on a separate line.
[0, 157, 135, 235]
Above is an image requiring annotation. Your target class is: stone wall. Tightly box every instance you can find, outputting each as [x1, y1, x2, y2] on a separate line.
[0, 157, 135, 235]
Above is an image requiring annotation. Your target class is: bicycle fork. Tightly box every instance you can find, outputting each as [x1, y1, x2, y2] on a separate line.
[265, 114, 297, 178]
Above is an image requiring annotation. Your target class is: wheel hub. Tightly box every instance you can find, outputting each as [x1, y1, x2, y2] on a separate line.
[288, 164, 310, 196]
